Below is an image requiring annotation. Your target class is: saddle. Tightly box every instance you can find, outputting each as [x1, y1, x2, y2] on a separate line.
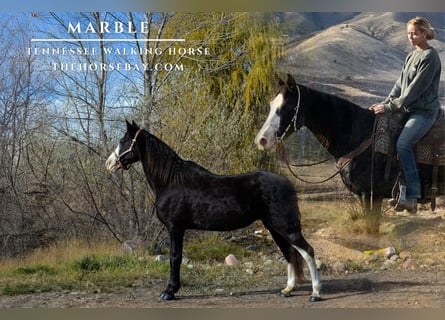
[416, 109, 445, 165]
[374, 108, 445, 209]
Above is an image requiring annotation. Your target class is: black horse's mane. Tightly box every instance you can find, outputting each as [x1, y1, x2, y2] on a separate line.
[139, 129, 212, 189]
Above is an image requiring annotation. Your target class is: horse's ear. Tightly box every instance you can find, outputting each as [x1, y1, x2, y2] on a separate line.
[125, 119, 139, 133]
[286, 73, 297, 91]
[275, 73, 285, 87]
[125, 119, 132, 130]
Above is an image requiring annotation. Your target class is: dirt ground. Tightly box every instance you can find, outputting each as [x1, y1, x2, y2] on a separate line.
[0, 268, 443, 308]
[1, 200, 444, 309]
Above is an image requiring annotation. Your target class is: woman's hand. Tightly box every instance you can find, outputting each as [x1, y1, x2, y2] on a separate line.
[369, 104, 385, 114]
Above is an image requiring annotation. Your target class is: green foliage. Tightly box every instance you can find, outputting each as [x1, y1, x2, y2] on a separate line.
[13, 265, 56, 276]
[2, 283, 54, 296]
[346, 261, 364, 272]
[71, 254, 148, 273]
[0, 231, 281, 297]
[184, 234, 254, 263]
[73, 255, 102, 273]
[0, 252, 167, 296]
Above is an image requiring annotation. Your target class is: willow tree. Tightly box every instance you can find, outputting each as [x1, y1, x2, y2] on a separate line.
[140, 12, 284, 174]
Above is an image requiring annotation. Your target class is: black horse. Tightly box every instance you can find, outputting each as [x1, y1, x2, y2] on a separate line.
[255, 74, 444, 218]
[106, 120, 322, 302]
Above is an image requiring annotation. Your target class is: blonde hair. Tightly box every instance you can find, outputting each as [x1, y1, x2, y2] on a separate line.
[407, 16, 435, 40]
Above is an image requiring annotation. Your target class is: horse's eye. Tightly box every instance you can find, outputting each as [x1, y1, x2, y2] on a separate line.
[275, 109, 281, 116]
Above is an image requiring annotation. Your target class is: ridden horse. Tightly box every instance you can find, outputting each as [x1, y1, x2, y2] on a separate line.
[106, 120, 322, 302]
[255, 74, 444, 218]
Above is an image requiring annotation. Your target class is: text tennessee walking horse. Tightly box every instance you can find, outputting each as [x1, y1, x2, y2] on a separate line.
[255, 74, 444, 217]
[106, 120, 322, 302]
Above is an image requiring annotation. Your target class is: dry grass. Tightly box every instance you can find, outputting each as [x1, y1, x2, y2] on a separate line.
[0, 235, 279, 297]
[0, 239, 121, 270]
[0, 240, 146, 295]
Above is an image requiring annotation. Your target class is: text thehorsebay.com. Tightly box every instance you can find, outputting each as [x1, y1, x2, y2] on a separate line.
[27, 20, 212, 72]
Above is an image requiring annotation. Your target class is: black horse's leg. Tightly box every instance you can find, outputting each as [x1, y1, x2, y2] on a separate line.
[267, 223, 322, 301]
[160, 229, 185, 301]
[264, 208, 322, 302]
[265, 227, 302, 297]
[288, 235, 322, 302]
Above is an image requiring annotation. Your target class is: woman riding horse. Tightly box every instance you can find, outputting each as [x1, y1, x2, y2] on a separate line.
[370, 16, 441, 214]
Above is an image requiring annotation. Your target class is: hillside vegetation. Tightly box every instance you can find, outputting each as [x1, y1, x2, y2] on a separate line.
[281, 12, 445, 107]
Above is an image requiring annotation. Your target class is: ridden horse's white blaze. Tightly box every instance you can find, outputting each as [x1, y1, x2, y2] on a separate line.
[255, 93, 283, 151]
[287, 245, 321, 300]
[105, 146, 120, 172]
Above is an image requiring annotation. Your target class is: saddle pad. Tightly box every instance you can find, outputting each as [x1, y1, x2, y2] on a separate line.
[374, 114, 390, 155]
[374, 113, 405, 155]
[374, 110, 445, 166]
[416, 113, 445, 165]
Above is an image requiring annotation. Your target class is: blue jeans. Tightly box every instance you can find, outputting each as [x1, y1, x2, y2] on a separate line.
[396, 111, 438, 200]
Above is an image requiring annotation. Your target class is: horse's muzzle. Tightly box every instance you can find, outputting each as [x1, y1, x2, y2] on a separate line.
[106, 152, 120, 172]
[255, 134, 277, 151]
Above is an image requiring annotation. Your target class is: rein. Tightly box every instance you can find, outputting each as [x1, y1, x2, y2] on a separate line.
[277, 142, 341, 184]
[117, 128, 142, 169]
[276, 85, 379, 185]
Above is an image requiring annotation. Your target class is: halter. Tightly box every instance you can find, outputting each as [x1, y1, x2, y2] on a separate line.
[277, 84, 301, 142]
[117, 128, 142, 169]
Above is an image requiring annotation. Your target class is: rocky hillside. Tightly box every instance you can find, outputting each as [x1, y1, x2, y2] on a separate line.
[278, 12, 445, 107]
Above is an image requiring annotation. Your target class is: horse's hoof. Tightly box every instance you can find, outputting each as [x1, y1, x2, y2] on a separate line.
[279, 291, 291, 298]
[309, 295, 322, 302]
[159, 292, 176, 301]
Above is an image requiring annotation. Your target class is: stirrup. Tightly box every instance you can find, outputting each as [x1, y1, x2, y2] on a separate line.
[388, 198, 398, 207]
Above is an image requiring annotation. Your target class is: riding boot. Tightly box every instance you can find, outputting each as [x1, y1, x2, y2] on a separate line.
[394, 198, 417, 214]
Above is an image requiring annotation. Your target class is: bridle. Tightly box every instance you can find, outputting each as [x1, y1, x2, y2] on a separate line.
[116, 128, 142, 169]
[275, 85, 378, 191]
[275, 84, 345, 184]
[276, 84, 301, 142]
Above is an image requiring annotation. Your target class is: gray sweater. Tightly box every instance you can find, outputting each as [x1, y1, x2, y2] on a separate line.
[383, 47, 441, 115]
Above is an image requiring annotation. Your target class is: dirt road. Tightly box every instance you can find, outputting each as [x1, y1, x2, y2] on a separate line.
[0, 264, 444, 308]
